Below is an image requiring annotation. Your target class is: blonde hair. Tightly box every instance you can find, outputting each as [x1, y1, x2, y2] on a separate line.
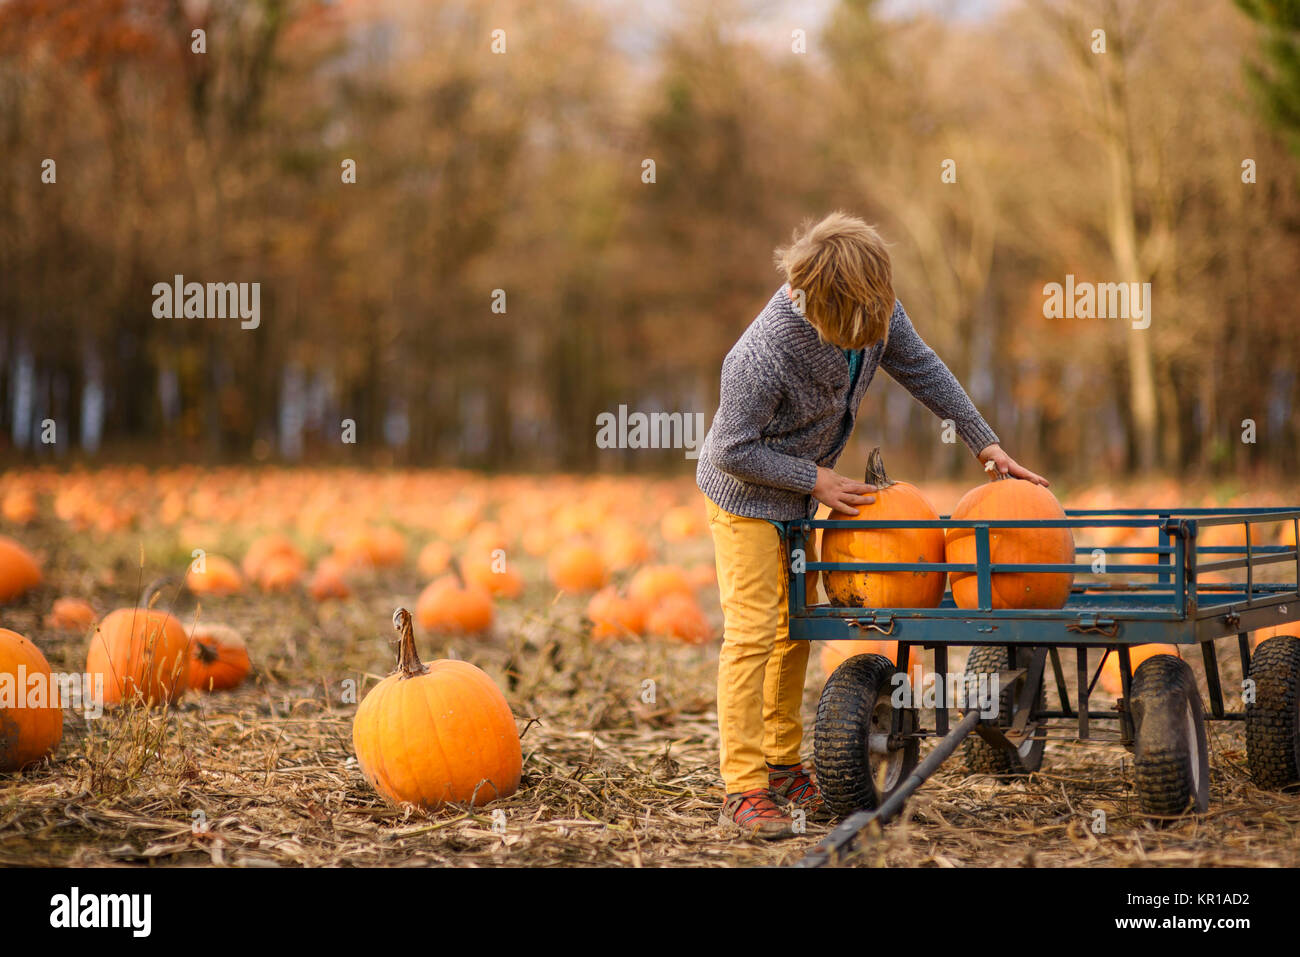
[775, 211, 894, 350]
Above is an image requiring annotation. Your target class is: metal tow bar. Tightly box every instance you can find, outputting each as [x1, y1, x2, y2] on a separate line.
[795, 709, 983, 868]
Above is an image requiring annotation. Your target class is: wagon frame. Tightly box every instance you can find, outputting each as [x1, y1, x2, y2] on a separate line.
[779, 506, 1300, 867]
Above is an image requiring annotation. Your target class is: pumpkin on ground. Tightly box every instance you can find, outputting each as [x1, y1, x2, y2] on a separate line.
[462, 553, 524, 599]
[1097, 644, 1181, 696]
[353, 608, 521, 809]
[416, 575, 494, 634]
[0, 537, 42, 603]
[945, 464, 1075, 610]
[627, 564, 693, 605]
[645, 593, 712, 644]
[188, 625, 252, 692]
[586, 587, 648, 640]
[416, 540, 453, 579]
[242, 534, 305, 582]
[820, 448, 946, 609]
[45, 597, 97, 632]
[547, 542, 607, 592]
[820, 638, 921, 682]
[0, 628, 63, 772]
[186, 554, 244, 596]
[308, 559, 352, 601]
[85, 608, 190, 707]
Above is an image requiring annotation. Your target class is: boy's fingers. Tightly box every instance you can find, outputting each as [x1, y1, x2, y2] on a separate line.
[832, 501, 860, 516]
[842, 482, 878, 494]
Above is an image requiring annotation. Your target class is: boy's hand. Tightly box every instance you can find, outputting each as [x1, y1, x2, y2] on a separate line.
[977, 444, 1049, 487]
[812, 467, 877, 515]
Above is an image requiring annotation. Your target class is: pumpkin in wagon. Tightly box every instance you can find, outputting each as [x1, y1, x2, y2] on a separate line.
[353, 608, 521, 809]
[945, 464, 1075, 610]
[820, 449, 947, 609]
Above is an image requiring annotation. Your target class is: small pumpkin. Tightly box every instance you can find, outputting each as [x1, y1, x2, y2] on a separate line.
[547, 542, 607, 592]
[0, 536, 42, 604]
[627, 564, 693, 605]
[85, 608, 190, 707]
[242, 534, 305, 581]
[821, 448, 946, 609]
[946, 464, 1075, 610]
[353, 608, 521, 809]
[586, 587, 647, 640]
[645, 593, 712, 644]
[0, 628, 63, 772]
[188, 624, 252, 692]
[45, 597, 97, 632]
[416, 540, 454, 579]
[820, 639, 921, 682]
[416, 575, 494, 634]
[186, 554, 244, 596]
[308, 558, 352, 601]
[462, 552, 524, 599]
[1097, 644, 1180, 696]
[660, 504, 706, 542]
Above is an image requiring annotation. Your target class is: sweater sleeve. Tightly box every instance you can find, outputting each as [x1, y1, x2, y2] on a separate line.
[880, 300, 999, 455]
[707, 350, 820, 494]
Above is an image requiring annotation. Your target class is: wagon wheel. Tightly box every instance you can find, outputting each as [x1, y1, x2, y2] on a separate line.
[961, 645, 1046, 776]
[814, 653, 919, 816]
[1245, 635, 1300, 791]
[1130, 654, 1210, 819]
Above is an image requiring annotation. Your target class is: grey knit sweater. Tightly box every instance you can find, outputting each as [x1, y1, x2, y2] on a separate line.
[696, 287, 999, 521]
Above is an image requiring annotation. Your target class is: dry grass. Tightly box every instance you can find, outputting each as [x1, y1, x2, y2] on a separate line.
[2, 518, 1299, 868]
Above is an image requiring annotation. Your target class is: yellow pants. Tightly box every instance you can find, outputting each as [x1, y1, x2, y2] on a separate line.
[706, 497, 811, 793]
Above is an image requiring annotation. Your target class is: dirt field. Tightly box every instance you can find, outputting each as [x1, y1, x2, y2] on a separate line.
[3, 502, 1299, 869]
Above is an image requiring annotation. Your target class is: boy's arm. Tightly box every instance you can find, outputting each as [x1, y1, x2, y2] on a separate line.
[708, 352, 820, 495]
[880, 300, 999, 456]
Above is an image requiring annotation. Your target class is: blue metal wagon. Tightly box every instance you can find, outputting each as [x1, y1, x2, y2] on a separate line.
[782, 505, 1300, 866]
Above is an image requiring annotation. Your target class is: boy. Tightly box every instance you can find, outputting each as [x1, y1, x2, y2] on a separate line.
[696, 211, 1048, 839]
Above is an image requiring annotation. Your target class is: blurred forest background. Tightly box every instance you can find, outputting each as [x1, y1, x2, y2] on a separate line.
[1, 0, 1298, 481]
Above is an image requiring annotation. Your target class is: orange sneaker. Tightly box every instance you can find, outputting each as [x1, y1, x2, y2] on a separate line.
[768, 763, 829, 820]
[719, 788, 795, 840]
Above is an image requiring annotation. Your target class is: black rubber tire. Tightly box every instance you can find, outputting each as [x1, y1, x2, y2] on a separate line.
[814, 653, 919, 816]
[1245, 635, 1300, 791]
[961, 645, 1046, 776]
[1130, 654, 1210, 819]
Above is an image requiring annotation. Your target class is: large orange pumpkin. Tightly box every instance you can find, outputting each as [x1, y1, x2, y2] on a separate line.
[820, 448, 946, 609]
[0, 537, 42, 603]
[85, 608, 190, 707]
[353, 608, 521, 809]
[187, 625, 252, 692]
[946, 466, 1075, 610]
[0, 628, 63, 772]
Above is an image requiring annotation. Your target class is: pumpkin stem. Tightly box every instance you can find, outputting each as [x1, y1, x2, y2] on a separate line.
[984, 459, 1008, 481]
[865, 447, 895, 488]
[392, 607, 428, 679]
